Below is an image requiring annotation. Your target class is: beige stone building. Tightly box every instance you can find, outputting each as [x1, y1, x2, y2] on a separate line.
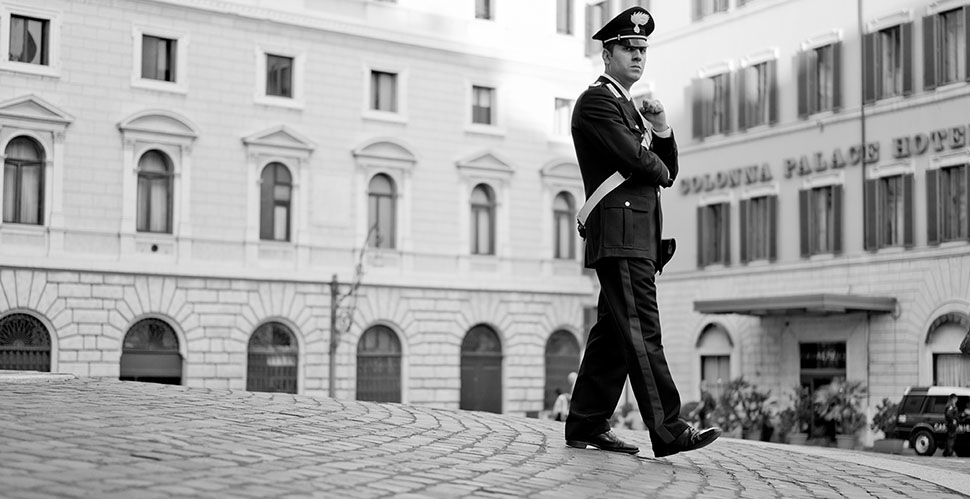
[0, 0, 611, 416]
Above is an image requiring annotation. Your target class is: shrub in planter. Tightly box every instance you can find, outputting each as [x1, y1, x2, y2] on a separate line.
[814, 378, 867, 437]
[713, 378, 774, 440]
[870, 398, 905, 454]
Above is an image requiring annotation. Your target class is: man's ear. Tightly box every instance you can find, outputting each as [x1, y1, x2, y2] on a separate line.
[601, 47, 612, 65]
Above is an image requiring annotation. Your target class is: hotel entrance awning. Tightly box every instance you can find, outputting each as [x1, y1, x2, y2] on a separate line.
[694, 293, 897, 316]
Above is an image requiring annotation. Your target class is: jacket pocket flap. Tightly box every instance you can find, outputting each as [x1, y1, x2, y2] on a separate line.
[602, 194, 651, 212]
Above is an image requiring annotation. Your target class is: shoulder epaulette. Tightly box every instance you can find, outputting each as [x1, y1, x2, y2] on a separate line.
[604, 82, 622, 99]
[590, 81, 603, 87]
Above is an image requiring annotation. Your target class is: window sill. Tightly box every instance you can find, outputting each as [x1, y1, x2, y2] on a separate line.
[0, 62, 60, 79]
[133, 232, 176, 255]
[0, 223, 46, 234]
[465, 124, 506, 137]
[362, 110, 408, 124]
[132, 78, 188, 95]
[254, 95, 305, 110]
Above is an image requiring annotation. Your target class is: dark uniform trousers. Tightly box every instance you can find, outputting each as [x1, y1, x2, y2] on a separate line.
[565, 257, 688, 445]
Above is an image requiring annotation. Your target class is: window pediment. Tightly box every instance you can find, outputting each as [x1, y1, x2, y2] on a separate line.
[540, 159, 580, 181]
[352, 138, 416, 170]
[118, 110, 198, 141]
[243, 125, 315, 154]
[456, 150, 514, 178]
[0, 94, 73, 127]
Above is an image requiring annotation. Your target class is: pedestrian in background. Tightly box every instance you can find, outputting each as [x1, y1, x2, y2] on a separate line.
[552, 372, 578, 422]
[565, 6, 720, 459]
[943, 393, 959, 457]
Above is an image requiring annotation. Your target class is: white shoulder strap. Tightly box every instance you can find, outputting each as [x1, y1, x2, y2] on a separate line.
[577, 171, 626, 227]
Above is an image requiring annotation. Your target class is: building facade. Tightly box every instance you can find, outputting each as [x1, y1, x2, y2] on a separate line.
[0, 0, 606, 416]
[609, 0, 970, 440]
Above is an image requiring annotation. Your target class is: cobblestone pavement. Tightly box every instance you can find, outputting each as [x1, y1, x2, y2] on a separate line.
[2, 375, 968, 499]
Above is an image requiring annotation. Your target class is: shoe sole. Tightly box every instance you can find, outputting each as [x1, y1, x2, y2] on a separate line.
[654, 430, 721, 458]
[566, 440, 639, 454]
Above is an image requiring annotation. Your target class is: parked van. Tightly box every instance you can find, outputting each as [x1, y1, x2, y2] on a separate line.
[891, 386, 970, 456]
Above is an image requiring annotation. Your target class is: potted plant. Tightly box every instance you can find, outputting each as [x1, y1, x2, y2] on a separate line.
[787, 386, 813, 445]
[714, 378, 773, 440]
[870, 398, 904, 454]
[814, 378, 867, 449]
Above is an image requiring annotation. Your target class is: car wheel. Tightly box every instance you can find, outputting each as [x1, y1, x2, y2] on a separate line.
[911, 430, 936, 456]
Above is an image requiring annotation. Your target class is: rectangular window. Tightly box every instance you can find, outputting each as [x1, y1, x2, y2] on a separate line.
[878, 27, 902, 98]
[739, 61, 776, 129]
[928, 164, 970, 245]
[472, 85, 494, 125]
[797, 42, 842, 117]
[691, 73, 732, 139]
[701, 355, 730, 402]
[865, 174, 914, 250]
[556, 0, 573, 35]
[141, 35, 177, 82]
[711, 74, 729, 135]
[370, 71, 398, 112]
[9, 15, 49, 65]
[475, 0, 492, 20]
[799, 185, 843, 257]
[266, 54, 293, 98]
[585, 1, 609, 56]
[692, 0, 729, 22]
[553, 98, 572, 137]
[697, 202, 730, 267]
[864, 23, 913, 102]
[934, 353, 970, 387]
[939, 8, 967, 85]
[740, 195, 775, 262]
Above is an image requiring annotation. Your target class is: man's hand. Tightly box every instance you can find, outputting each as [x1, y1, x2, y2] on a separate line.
[640, 98, 668, 132]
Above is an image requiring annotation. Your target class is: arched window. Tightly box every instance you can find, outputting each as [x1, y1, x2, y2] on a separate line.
[260, 162, 292, 241]
[3, 136, 44, 225]
[356, 325, 402, 402]
[553, 192, 575, 259]
[460, 324, 502, 413]
[120, 318, 182, 385]
[247, 322, 298, 394]
[927, 312, 970, 387]
[470, 184, 495, 255]
[136, 150, 173, 233]
[544, 330, 580, 410]
[0, 313, 51, 372]
[697, 323, 733, 402]
[367, 174, 396, 249]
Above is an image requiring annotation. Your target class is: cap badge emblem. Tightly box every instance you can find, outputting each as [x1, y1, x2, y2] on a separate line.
[630, 12, 650, 33]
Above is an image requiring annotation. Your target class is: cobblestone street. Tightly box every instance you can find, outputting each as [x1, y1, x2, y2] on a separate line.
[2, 374, 968, 499]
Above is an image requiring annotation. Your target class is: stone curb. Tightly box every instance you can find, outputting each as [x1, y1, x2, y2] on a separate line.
[0, 371, 78, 384]
[726, 436, 970, 497]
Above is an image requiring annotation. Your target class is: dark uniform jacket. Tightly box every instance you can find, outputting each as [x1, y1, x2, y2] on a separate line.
[572, 76, 678, 269]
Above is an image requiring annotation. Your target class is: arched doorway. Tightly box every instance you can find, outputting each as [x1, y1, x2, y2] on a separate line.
[0, 313, 51, 372]
[460, 324, 502, 413]
[247, 322, 299, 394]
[697, 323, 733, 402]
[120, 318, 182, 385]
[356, 325, 402, 402]
[927, 312, 970, 386]
[544, 330, 580, 410]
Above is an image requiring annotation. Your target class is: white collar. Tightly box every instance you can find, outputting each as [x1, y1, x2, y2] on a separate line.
[601, 74, 632, 101]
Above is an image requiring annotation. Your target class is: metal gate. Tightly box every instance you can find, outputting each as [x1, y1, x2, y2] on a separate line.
[460, 324, 502, 413]
[247, 322, 298, 394]
[544, 330, 580, 410]
[120, 318, 182, 385]
[0, 313, 51, 372]
[356, 325, 402, 402]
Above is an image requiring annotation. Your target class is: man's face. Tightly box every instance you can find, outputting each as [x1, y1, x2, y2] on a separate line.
[604, 43, 646, 87]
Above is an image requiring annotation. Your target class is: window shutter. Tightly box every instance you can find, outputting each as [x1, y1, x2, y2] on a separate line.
[717, 0, 728, 12]
[767, 59, 779, 124]
[901, 22, 914, 96]
[799, 189, 810, 257]
[927, 168, 939, 245]
[903, 173, 914, 247]
[864, 179, 878, 251]
[697, 205, 706, 267]
[923, 15, 937, 91]
[737, 68, 747, 131]
[862, 33, 876, 104]
[768, 195, 778, 261]
[721, 202, 731, 265]
[691, 0, 701, 21]
[739, 198, 748, 263]
[722, 74, 733, 135]
[806, 49, 818, 115]
[832, 42, 843, 111]
[691, 79, 704, 139]
[833, 185, 843, 254]
[964, 7, 970, 82]
[796, 52, 808, 118]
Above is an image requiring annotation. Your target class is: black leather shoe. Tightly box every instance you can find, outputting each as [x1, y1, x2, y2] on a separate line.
[566, 430, 639, 454]
[653, 426, 721, 458]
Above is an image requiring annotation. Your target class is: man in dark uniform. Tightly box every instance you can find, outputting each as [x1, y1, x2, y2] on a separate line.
[943, 393, 959, 457]
[565, 6, 721, 458]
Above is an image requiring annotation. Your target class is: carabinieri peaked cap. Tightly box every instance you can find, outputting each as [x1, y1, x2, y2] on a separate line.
[592, 6, 654, 48]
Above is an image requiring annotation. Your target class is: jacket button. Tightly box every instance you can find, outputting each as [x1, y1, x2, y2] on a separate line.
[624, 201, 630, 207]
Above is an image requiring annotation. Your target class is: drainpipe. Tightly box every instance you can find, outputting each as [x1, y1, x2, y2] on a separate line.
[858, 0, 872, 440]
[329, 273, 338, 398]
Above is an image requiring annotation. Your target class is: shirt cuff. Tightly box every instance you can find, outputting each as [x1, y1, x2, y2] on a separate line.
[653, 126, 672, 138]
